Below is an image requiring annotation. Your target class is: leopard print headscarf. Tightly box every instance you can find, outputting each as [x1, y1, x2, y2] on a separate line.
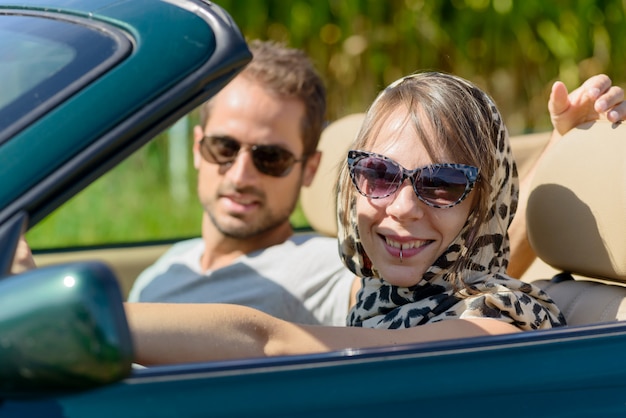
[338, 73, 565, 330]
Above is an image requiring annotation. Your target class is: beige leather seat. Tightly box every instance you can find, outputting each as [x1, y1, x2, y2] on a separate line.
[301, 113, 364, 237]
[526, 120, 626, 325]
[301, 114, 626, 327]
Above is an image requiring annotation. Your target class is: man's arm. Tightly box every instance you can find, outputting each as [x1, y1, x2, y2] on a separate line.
[508, 75, 626, 278]
[126, 302, 519, 365]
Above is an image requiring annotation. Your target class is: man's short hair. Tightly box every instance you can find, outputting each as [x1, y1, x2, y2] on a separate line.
[199, 40, 327, 156]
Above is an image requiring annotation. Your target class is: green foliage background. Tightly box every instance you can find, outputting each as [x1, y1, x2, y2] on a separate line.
[220, 0, 625, 133]
[27, 0, 626, 248]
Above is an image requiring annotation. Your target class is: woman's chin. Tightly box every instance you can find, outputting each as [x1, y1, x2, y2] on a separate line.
[376, 264, 429, 288]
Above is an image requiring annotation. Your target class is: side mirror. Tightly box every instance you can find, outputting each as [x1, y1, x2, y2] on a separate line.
[0, 262, 133, 397]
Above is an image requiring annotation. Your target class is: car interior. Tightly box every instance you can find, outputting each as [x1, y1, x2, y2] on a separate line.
[33, 115, 626, 328]
[300, 114, 626, 327]
[524, 120, 626, 325]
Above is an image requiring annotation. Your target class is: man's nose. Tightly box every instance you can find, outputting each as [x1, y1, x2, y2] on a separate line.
[223, 149, 260, 185]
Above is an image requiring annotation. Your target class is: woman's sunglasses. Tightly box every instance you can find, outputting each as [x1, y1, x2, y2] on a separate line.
[199, 135, 305, 177]
[347, 150, 479, 208]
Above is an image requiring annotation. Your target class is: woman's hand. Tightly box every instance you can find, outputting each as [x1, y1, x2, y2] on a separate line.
[549, 74, 625, 136]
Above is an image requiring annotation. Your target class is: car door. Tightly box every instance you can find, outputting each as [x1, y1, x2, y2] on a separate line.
[0, 0, 250, 403]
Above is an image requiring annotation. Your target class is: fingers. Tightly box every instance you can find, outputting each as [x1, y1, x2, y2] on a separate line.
[549, 74, 624, 137]
[549, 81, 575, 135]
[595, 85, 625, 120]
[608, 100, 626, 123]
[581, 74, 624, 121]
[580, 74, 612, 101]
[548, 81, 570, 117]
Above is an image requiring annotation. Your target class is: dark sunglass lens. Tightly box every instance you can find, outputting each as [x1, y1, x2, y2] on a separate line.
[354, 157, 401, 198]
[253, 146, 295, 177]
[201, 136, 240, 164]
[210, 137, 240, 160]
[416, 167, 468, 205]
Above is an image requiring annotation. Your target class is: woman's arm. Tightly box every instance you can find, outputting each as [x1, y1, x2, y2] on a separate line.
[508, 75, 625, 278]
[126, 302, 518, 365]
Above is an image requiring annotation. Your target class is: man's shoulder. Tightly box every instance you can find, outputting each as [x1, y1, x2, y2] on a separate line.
[249, 232, 345, 272]
[127, 237, 203, 301]
[152, 237, 203, 262]
[278, 232, 339, 256]
[164, 237, 204, 252]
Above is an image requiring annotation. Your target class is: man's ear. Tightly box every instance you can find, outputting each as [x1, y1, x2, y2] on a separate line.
[302, 150, 321, 187]
[193, 125, 204, 169]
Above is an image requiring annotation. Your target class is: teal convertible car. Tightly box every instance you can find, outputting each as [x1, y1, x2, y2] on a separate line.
[1, 1, 626, 417]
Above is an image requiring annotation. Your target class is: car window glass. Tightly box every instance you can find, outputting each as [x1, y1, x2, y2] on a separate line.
[0, 23, 74, 108]
[0, 13, 128, 143]
[26, 115, 202, 249]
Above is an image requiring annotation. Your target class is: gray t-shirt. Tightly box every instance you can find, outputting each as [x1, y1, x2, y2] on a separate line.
[127, 234, 355, 326]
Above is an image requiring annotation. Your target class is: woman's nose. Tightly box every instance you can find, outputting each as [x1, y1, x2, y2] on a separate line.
[386, 180, 426, 221]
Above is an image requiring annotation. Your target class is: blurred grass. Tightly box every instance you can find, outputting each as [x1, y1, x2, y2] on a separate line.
[27, 0, 626, 249]
[27, 131, 202, 248]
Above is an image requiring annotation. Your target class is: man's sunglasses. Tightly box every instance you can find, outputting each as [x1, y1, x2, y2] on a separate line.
[347, 150, 479, 208]
[199, 136, 305, 177]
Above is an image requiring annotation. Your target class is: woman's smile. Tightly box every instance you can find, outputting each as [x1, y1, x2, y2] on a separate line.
[382, 234, 433, 259]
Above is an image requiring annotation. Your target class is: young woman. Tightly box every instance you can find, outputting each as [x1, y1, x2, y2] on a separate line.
[127, 72, 566, 365]
[337, 72, 564, 330]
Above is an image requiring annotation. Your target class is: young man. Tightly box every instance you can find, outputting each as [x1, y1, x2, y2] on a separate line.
[128, 40, 357, 326]
[128, 40, 626, 325]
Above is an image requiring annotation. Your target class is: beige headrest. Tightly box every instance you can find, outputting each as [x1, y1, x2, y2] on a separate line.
[300, 113, 365, 236]
[527, 120, 626, 282]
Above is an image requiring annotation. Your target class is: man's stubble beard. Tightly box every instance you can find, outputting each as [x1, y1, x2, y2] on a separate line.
[205, 185, 300, 240]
